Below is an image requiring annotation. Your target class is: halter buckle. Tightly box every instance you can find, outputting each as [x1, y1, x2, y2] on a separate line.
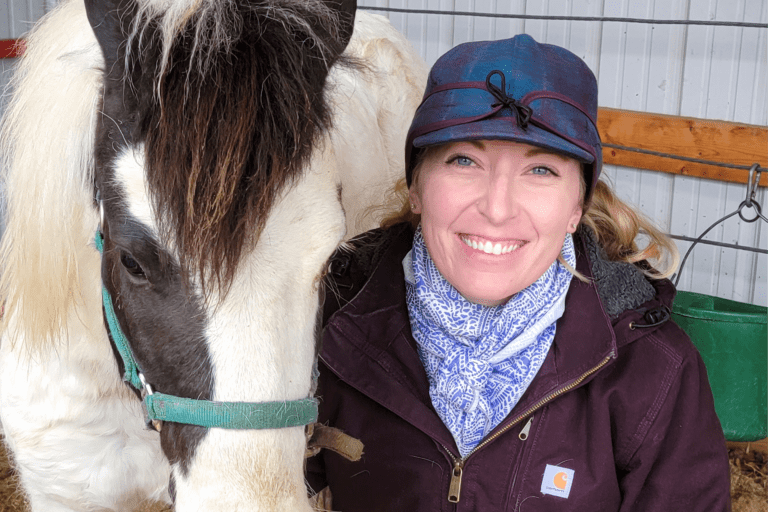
[139, 373, 163, 432]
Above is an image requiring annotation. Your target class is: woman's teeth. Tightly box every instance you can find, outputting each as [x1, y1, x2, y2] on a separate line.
[460, 236, 523, 255]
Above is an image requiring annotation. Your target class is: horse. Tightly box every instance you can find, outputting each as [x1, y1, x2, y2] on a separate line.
[0, 0, 427, 509]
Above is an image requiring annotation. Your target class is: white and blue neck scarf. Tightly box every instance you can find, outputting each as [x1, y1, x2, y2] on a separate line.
[404, 227, 576, 457]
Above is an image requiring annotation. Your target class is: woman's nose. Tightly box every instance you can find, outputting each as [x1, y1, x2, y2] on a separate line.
[478, 172, 518, 223]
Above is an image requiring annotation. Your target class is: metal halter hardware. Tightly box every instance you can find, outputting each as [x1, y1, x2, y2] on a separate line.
[94, 227, 318, 431]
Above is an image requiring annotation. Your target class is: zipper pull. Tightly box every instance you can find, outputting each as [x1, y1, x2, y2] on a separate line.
[448, 462, 463, 503]
[518, 415, 534, 441]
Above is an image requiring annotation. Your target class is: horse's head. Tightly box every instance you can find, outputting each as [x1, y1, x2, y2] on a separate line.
[84, 0, 355, 507]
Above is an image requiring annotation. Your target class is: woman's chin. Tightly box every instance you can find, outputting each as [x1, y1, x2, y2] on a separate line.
[464, 294, 512, 307]
[456, 280, 519, 307]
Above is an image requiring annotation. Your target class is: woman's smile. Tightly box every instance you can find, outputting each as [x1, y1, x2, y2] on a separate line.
[459, 234, 527, 255]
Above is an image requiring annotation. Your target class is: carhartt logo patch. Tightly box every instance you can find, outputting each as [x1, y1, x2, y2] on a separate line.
[541, 464, 575, 498]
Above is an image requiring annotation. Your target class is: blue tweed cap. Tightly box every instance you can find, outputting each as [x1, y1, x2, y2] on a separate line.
[406, 34, 602, 201]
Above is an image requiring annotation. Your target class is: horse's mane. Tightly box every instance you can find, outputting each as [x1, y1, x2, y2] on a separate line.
[0, 0, 103, 350]
[1, 0, 350, 349]
[124, 0, 349, 291]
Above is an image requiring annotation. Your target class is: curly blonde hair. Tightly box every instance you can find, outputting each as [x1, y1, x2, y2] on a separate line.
[378, 155, 679, 281]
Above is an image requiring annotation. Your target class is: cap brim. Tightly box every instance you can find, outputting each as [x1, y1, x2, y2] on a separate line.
[412, 117, 595, 165]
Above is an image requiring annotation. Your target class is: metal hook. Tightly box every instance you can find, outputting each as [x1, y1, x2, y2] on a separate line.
[744, 163, 760, 207]
[737, 164, 767, 224]
[674, 164, 766, 286]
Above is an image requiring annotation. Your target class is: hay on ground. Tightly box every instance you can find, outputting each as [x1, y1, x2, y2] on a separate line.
[1, 434, 765, 511]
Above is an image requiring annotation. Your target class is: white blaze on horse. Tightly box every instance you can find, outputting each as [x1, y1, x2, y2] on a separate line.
[0, 0, 427, 510]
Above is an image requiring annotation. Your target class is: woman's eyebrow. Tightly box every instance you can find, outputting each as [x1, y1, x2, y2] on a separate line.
[462, 140, 486, 150]
[524, 147, 570, 161]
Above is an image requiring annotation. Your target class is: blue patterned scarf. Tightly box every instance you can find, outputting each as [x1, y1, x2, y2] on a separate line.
[404, 227, 576, 457]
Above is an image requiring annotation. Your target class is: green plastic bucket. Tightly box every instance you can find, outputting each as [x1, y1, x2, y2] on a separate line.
[671, 291, 767, 441]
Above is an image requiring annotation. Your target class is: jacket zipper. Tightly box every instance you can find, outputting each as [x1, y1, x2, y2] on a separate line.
[443, 416, 535, 504]
[507, 415, 535, 507]
[518, 415, 534, 441]
[441, 352, 614, 504]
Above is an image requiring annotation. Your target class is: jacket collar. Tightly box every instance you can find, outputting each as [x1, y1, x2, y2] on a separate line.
[320, 224, 668, 452]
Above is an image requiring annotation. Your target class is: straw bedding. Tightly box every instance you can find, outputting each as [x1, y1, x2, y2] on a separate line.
[729, 444, 768, 512]
[0, 434, 764, 510]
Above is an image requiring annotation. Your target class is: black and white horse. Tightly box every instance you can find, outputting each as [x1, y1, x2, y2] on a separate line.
[0, 0, 425, 509]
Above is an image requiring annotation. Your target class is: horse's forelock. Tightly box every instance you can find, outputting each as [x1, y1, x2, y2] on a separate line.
[126, 0, 348, 291]
[131, 0, 347, 77]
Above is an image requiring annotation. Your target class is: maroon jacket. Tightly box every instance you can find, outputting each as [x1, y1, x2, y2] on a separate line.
[307, 223, 730, 511]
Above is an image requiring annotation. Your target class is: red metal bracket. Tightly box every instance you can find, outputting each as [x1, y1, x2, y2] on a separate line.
[0, 39, 25, 59]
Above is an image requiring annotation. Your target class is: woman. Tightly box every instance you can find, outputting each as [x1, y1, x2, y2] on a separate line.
[307, 35, 730, 511]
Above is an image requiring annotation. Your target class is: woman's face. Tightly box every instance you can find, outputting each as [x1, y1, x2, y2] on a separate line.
[409, 140, 583, 306]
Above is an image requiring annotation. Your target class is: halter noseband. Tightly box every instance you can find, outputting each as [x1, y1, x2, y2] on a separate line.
[95, 229, 318, 432]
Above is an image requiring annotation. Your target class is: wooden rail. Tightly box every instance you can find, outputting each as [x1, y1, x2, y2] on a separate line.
[1, 38, 765, 186]
[598, 107, 768, 187]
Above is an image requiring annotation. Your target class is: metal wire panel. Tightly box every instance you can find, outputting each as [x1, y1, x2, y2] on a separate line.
[360, 0, 767, 306]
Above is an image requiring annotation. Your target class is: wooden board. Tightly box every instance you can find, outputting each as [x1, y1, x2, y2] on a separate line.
[729, 438, 768, 454]
[598, 107, 768, 187]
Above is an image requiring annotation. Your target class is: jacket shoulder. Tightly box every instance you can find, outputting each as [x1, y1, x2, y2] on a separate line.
[601, 316, 716, 467]
[607, 321, 730, 507]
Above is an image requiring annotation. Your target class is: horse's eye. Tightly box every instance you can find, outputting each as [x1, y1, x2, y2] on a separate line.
[120, 252, 146, 278]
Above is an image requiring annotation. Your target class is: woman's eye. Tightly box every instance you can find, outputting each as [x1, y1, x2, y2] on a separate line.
[120, 252, 146, 278]
[449, 155, 475, 167]
[530, 166, 555, 176]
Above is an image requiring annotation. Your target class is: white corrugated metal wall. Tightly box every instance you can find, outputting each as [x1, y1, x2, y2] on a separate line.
[360, 0, 768, 307]
[0, 0, 47, 106]
[2, 0, 767, 306]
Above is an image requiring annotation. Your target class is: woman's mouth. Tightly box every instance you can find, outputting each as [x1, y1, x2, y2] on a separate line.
[459, 234, 526, 255]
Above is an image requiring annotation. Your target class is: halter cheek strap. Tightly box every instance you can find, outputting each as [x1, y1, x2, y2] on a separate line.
[95, 230, 318, 431]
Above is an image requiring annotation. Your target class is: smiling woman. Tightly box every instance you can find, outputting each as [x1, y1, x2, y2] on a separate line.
[307, 34, 732, 511]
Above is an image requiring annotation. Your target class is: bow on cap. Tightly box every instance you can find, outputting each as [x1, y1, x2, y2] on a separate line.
[485, 70, 532, 129]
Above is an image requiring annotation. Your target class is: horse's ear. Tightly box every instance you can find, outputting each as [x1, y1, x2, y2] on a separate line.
[326, 0, 357, 51]
[84, 0, 132, 70]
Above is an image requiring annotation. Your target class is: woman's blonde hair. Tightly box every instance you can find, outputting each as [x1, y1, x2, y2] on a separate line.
[378, 155, 679, 281]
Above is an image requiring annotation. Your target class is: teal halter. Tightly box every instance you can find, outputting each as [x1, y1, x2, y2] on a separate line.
[95, 230, 318, 431]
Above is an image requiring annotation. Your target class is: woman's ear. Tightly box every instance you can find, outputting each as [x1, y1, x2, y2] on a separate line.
[567, 207, 583, 234]
[408, 186, 422, 214]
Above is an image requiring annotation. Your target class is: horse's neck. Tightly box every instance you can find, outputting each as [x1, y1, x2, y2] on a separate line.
[328, 11, 429, 238]
[174, 428, 311, 510]
[169, 141, 343, 511]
